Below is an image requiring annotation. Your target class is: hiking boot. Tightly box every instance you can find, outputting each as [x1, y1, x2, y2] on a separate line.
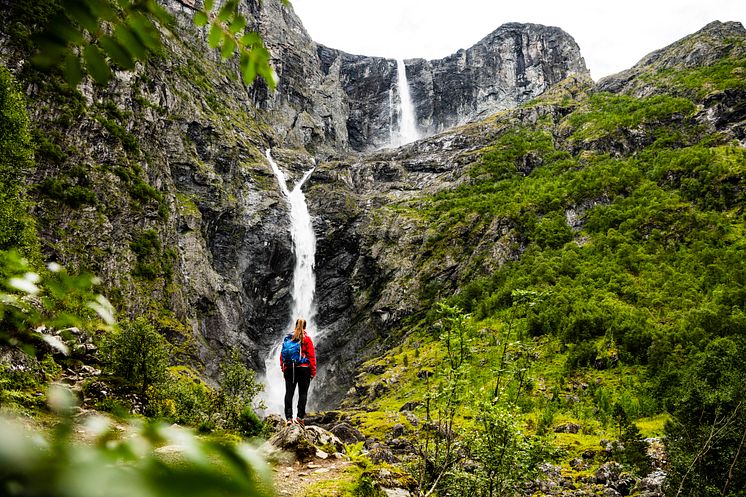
[285, 419, 293, 426]
[294, 417, 305, 427]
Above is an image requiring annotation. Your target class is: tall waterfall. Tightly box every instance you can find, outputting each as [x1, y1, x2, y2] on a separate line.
[394, 58, 419, 146]
[260, 149, 317, 415]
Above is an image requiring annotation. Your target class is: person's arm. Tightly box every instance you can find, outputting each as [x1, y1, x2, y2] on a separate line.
[305, 335, 316, 378]
[279, 343, 285, 372]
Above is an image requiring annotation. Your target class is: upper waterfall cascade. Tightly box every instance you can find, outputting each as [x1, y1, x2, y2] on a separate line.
[260, 149, 317, 415]
[393, 58, 420, 147]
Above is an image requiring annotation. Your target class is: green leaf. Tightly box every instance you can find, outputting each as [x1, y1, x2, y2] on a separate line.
[239, 51, 255, 85]
[221, 37, 236, 59]
[208, 23, 223, 49]
[228, 14, 247, 35]
[62, 54, 84, 86]
[49, 15, 84, 44]
[99, 35, 135, 70]
[144, 0, 173, 25]
[217, 0, 239, 23]
[86, 0, 117, 21]
[193, 11, 209, 27]
[204, 0, 215, 12]
[127, 13, 161, 52]
[114, 24, 147, 60]
[239, 31, 261, 48]
[66, 1, 100, 34]
[31, 40, 67, 69]
[83, 44, 112, 85]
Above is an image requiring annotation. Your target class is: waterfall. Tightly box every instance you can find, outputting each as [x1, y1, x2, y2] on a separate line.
[260, 149, 317, 415]
[394, 58, 419, 146]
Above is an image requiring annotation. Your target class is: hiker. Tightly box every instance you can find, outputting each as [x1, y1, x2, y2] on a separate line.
[280, 318, 316, 426]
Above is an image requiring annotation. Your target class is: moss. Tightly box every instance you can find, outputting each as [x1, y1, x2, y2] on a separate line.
[97, 116, 140, 154]
[36, 178, 97, 208]
[301, 464, 365, 497]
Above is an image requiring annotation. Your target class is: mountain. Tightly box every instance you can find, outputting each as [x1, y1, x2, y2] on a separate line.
[0, 2, 745, 495]
[0, 0, 587, 388]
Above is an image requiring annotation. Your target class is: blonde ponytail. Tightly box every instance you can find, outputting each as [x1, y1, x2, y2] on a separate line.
[292, 318, 306, 341]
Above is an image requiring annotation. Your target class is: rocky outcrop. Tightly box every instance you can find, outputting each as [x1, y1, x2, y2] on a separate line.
[407, 23, 588, 140]
[597, 21, 746, 96]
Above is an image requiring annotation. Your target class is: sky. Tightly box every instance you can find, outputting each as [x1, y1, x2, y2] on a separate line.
[290, 0, 745, 80]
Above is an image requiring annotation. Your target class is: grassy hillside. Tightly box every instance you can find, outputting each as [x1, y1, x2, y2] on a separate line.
[345, 28, 746, 497]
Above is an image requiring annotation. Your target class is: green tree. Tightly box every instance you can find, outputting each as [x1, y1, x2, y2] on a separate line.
[664, 337, 746, 497]
[213, 348, 265, 436]
[103, 317, 169, 398]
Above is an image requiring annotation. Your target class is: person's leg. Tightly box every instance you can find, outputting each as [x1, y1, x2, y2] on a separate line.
[283, 367, 295, 421]
[296, 367, 312, 420]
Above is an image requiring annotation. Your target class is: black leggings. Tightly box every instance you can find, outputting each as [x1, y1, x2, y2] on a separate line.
[284, 365, 311, 420]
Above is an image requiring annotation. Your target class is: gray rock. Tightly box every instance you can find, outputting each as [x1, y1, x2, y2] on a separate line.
[329, 422, 365, 443]
[368, 443, 398, 464]
[554, 422, 581, 434]
[391, 423, 406, 438]
[595, 462, 623, 485]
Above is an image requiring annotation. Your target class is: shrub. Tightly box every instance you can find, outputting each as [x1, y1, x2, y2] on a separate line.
[101, 317, 170, 398]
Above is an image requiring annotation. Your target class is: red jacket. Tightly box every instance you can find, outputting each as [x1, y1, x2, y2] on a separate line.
[280, 332, 316, 377]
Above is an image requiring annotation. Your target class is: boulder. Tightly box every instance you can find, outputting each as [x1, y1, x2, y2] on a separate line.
[368, 443, 398, 464]
[330, 422, 365, 443]
[554, 422, 581, 434]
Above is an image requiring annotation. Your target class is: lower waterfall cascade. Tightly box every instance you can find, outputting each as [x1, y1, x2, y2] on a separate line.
[259, 149, 318, 415]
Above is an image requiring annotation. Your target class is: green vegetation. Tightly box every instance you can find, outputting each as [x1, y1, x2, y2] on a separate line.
[358, 57, 746, 496]
[21, 0, 277, 89]
[0, 67, 41, 261]
[101, 317, 169, 397]
[0, 386, 272, 497]
[129, 229, 176, 280]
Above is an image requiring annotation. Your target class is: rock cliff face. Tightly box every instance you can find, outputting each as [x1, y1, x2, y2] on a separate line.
[238, 1, 588, 152]
[406, 23, 588, 142]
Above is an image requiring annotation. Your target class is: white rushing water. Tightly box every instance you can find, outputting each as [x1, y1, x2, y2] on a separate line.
[394, 58, 419, 146]
[260, 149, 317, 415]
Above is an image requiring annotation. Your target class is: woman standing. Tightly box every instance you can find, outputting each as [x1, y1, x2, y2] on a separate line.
[280, 318, 316, 426]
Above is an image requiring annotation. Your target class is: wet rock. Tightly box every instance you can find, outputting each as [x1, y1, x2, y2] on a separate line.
[330, 422, 365, 443]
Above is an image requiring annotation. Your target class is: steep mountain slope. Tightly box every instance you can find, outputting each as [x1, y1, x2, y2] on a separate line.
[1, 1, 745, 494]
[316, 21, 745, 495]
[306, 21, 746, 407]
[0, 0, 586, 393]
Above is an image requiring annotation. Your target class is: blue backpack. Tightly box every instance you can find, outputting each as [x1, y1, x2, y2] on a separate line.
[281, 335, 308, 365]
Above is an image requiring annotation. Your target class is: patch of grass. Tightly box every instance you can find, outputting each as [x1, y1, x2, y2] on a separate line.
[634, 413, 670, 437]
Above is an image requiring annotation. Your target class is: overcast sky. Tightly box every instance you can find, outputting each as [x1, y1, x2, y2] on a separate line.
[290, 0, 745, 80]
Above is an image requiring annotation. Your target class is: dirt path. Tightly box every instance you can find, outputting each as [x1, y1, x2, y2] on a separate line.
[272, 456, 354, 496]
